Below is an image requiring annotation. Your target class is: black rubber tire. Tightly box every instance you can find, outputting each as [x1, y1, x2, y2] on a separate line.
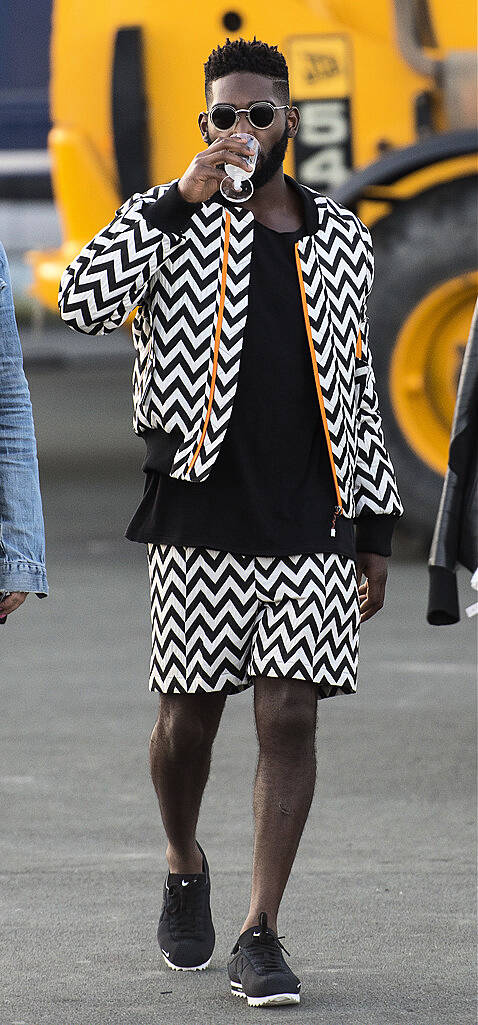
[367, 174, 478, 539]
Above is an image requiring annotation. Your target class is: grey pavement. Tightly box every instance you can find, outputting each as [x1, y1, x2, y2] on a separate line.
[1, 360, 476, 1025]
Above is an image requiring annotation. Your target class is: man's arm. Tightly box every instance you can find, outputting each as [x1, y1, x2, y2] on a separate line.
[354, 222, 403, 523]
[58, 182, 192, 335]
[58, 137, 252, 336]
[353, 222, 403, 619]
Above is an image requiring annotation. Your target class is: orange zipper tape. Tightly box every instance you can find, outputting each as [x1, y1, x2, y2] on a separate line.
[187, 212, 231, 474]
[356, 329, 362, 358]
[295, 243, 343, 512]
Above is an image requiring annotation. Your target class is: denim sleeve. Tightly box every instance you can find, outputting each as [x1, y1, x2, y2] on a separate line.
[0, 242, 48, 596]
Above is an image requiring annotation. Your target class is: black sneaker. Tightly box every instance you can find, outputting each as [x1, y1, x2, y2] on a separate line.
[157, 840, 215, 971]
[227, 911, 301, 1006]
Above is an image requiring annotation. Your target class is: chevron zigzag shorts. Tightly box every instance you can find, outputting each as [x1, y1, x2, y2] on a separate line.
[147, 544, 360, 698]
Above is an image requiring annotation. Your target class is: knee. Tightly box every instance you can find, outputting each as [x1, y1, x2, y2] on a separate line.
[255, 682, 317, 755]
[150, 696, 214, 760]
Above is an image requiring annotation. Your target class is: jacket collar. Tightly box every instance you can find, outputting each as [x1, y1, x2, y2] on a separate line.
[283, 174, 326, 234]
[208, 174, 326, 236]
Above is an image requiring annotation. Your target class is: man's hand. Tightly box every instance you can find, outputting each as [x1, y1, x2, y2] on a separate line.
[0, 591, 28, 622]
[355, 553, 388, 623]
[178, 136, 253, 204]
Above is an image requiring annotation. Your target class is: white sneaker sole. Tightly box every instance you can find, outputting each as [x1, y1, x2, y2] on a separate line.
[161, 950, 212, 971]
[230, 981, 300, 1006]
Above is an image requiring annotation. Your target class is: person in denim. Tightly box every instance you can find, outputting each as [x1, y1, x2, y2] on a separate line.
[0, 242, 48, 621]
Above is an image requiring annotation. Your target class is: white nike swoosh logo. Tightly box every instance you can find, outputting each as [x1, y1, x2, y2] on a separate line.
[181, 880, 190, 886]
[253, 931, 261, 936]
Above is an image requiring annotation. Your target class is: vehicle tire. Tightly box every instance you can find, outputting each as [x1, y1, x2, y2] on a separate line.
[367, 174, 478, 538]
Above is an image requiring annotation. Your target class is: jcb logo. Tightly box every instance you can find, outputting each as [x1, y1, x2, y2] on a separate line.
[303, 53, 341, 84]
[289, 36, 352, 192]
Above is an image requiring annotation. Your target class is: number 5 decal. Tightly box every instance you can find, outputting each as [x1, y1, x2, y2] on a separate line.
[288, 36, 353, 193]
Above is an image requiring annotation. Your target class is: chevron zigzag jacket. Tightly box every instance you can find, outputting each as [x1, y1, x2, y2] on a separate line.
[58, 176, 403, 543]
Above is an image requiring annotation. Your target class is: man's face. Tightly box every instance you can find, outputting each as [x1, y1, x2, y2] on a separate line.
[198, 72, 299, 191]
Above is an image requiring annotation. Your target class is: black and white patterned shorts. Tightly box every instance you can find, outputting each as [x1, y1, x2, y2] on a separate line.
[147, 544, 360, 698]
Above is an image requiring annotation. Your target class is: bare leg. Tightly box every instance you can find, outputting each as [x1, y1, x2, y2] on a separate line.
[149, 691, 227, 874]
[240, 676, 319, 935]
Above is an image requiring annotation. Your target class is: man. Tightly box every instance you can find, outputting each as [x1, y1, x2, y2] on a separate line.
[0, 241, 48, 622]
[59, 38, 402, 1008]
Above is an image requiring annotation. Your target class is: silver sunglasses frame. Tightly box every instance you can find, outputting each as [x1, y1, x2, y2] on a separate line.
[205, 101, 290, 131]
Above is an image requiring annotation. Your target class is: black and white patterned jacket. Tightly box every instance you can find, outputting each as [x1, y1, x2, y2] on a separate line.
[59, 175, 403, 540]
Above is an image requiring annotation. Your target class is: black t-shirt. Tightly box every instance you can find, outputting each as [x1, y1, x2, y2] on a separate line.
[125, 216, 355, 557]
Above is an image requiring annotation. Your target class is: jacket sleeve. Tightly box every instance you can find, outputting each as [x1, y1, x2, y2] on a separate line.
[58, 182, 197, 336]
[353, 223, 404, 538]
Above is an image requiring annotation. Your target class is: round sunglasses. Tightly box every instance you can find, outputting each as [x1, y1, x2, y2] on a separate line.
[206, 101, 290, 132]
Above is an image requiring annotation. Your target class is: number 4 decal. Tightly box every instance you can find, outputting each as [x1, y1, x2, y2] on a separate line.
[288, 36, 353, 193]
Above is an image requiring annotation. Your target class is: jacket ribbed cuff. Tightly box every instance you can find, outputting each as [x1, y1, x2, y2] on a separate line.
[427, 565, 460, 624]
[355, 514, 399, 557]
[142, 182, 201, 234]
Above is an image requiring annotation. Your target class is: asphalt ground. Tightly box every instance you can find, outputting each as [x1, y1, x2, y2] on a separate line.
[1, 355, 476, 1025]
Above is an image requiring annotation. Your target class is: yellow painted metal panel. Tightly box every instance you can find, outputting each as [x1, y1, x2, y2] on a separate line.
[305, 0, 394, 43]
[31, 0, 477, 311]
[427, 0, 477, 49]
[288, 34, 351, 99]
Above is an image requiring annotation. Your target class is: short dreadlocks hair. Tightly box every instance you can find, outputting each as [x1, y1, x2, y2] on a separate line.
[204, 37, 290, 106]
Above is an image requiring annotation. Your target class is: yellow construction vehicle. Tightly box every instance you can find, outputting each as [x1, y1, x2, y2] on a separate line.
[29, 0, 477, 533]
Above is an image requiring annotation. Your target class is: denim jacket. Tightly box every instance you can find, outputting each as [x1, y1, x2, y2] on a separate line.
[0, 242, 48, 596]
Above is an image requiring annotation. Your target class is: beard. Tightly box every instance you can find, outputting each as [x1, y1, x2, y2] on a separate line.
[250, 124, 290, 189]
[206, 123, 290, 191]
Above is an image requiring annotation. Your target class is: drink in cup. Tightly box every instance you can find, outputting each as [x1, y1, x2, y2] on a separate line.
[220, 133, 260, 203]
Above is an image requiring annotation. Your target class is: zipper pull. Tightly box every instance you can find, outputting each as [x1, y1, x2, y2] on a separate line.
[330, 505, 342, 537]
